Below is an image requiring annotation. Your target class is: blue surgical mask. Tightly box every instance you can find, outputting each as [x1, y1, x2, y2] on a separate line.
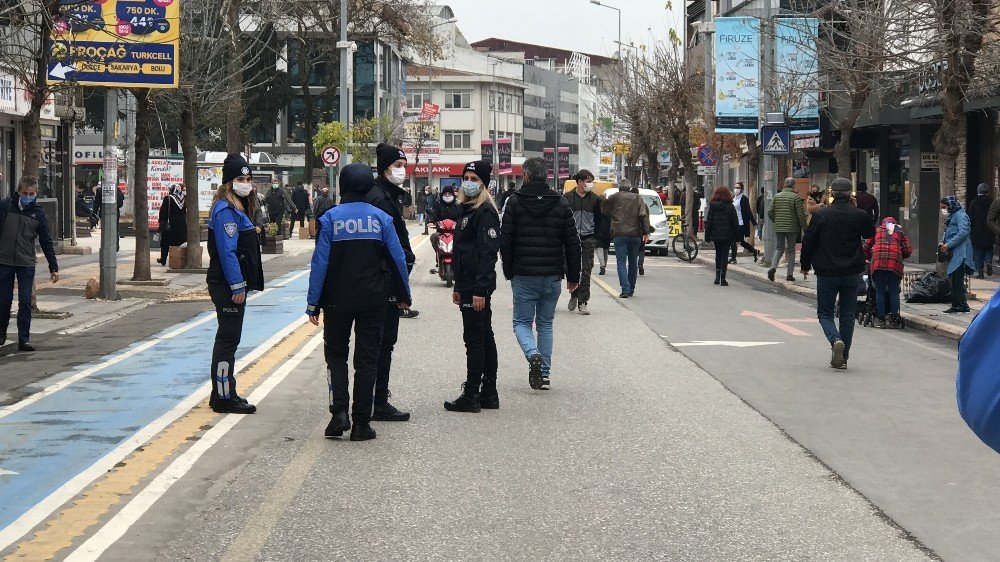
[462, 181, 481, 197]
[19, 195, 36, 207]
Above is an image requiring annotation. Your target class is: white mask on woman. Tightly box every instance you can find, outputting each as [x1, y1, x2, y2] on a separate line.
[442, 194, 455, 204]
[233, 181, 253, 197]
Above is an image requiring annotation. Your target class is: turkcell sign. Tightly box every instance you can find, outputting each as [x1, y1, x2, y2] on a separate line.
[48, 0, 180, 89]
[775, 18, 820, 135]
[715, 17, 760, 134]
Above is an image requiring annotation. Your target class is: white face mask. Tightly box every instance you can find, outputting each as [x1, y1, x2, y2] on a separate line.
[941, 208, 950, 217]
[584, 182, 594, 192]
[734, 188, 743, 196]
[388, 167, 407, 186]
[233, 182, 253, 197]
[442, 195, 455, 204]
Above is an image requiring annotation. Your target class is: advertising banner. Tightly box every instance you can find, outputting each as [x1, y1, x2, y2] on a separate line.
[481, 139, 494, 163]
[147, 158, 183, 230]
[48, 0, 180, 89]
[714, 17, 760, 133]
[544, 148, 555, 179]
[775, 18, 820, 135]
[497, 138, 512, 175]
[558, 147, 570, 179]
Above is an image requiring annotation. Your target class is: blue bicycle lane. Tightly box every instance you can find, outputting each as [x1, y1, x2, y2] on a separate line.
[0, 270, 310, 540]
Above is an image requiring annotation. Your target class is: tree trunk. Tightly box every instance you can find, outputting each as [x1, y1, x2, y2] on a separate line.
[20, 1, 57, 182]
[181, 99, 203, 269]
[298, 46, 316, 180]
[834, 126, 853, 180]
[645, 150, 659, 188]
[131, 90, 152, 280]
[675, 131, 698, 239]
[225, 0, 243, 153]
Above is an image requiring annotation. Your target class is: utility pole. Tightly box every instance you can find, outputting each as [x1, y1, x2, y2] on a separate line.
[335, 0, 351, 205]
[98, 90, 119, 300]
[759, 0, 777, 267]
[703, 0, 715, 194]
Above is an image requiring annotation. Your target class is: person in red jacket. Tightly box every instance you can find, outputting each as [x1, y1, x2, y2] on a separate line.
[864, 216, 912, 328]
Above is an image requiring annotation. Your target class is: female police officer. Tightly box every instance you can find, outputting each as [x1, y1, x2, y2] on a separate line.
[444, 160, 502, 413]
[206, 154, 264, 414]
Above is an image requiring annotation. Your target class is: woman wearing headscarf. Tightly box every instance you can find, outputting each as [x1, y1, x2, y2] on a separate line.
[865, 217, 912, 328]
[939, 195, 975, 314]
[445, 160, 501, 413]
[156, 184, 188, 266]
[206, 154, 264, 414]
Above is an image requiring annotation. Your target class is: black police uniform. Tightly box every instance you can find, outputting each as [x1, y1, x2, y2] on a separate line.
[447, 201, 501, 408]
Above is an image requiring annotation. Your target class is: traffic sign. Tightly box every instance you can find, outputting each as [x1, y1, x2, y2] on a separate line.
[761, 126, 791, 155]
[657, 150, 671, 165]
[321, 146, 341, 167]
[48, 0, 180, 89]
[697, 144, 719, 167]
[697, 165, 717, 176]
[612, 143, 631, 155]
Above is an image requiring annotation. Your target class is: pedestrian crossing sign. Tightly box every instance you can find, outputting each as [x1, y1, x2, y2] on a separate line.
[761, 126, 791, 155]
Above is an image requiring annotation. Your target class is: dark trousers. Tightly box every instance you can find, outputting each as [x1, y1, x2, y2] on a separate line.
[209, 282, 246, 400]
[817, 275, 858, 361]
[292, 209, 306, 228]
[872, 270, 901, 319]
[323, 303, 386, 423]
[951, 268, 969, 308]
[573, 237, 596, 304]
[375, 301, 400, 405]
[0, 265, 35, 344]
[713, 240, 731, 279]
[730, 235, 755, 259]
[459, 293, 498, 390]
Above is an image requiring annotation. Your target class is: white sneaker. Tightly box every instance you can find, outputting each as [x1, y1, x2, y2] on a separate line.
[568, 295, 578, 311]
[578, 303, 590, 315]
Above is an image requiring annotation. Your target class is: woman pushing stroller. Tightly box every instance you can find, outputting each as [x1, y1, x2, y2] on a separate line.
[865, 217, 912, 328]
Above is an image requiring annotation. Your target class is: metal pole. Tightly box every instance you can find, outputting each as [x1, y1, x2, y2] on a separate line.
[98, 89, 119, 300]
[337, 0, 349, 205]
[760, 0, 776, 266]
[69, 119, 77, 247]
[703, 0, 714, 194]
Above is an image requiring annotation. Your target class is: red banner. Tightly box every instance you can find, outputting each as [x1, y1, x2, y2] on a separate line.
[498, 138, 513, 175]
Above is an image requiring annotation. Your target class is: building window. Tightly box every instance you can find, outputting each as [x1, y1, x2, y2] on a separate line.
[515, 95, 523, 114]
[489, 91, 495, 110]
[514, 133, 522, 152]
[407, 91, 430, 109]
[495, 92, 505, 112]
[445, 91, 471, 109]
[354, 42, 376, 120]
[505, 95, 513, 113]
[444, 130, 472, 149]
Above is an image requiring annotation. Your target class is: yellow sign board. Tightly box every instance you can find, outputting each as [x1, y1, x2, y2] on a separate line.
[48, 0, 180, 89]
[665, 205, 683, 237]
[612, 143, 631, 155]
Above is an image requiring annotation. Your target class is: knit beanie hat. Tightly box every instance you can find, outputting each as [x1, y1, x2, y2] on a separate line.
[376, 143, 406, 175]
[463, 160, 492, 187]
[340, 162, 375, 197]
[222, 153, 251, 185]
[978, 183, 989, 196]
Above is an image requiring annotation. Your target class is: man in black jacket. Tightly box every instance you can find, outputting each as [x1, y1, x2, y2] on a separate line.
[500, 157, 582, 391]
[565, 169, 602, 315]
[363, 143, 418, 421]
[291, 182, 310, 230]
[0, 177, 59, 351]
[801, 178, 876, 370]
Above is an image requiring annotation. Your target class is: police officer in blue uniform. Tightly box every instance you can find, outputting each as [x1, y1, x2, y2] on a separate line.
[308, 163, 412, 441]
[206, 154, 264, 415]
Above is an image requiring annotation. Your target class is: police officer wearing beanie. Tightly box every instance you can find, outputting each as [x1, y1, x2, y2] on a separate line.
[364, 143, 417, 421]
[307, 163, 412, 441]
[445, 160, 502, 412]
[206, 154, 264, 414]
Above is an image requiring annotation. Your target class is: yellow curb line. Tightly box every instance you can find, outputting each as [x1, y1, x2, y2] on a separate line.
[593, 277, 620, 298]
[5, 323, 320, 562]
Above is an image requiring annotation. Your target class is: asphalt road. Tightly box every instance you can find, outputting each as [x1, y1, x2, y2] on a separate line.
[610, 254, 999, 561]
[80, 241, 930, 561]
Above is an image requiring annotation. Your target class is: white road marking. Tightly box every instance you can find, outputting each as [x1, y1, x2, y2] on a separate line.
[0, 468, 18, 476]
[0, 316, 308, 552]
[669, 340, 785, 348]
[66, 333, 324, 562]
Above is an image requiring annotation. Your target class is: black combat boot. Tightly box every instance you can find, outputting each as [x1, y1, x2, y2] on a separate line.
[444, 383, 481, 413]
[480, 378, 499, 410]
[210, 396, 257, 414]
[350, 422, 377, 441]
[372, 401, 410, 421]
[714, 270, 721, 285]
[325, 410, 351, 438]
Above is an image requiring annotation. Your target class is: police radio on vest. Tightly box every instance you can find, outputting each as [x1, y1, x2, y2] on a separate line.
[332, 217, 382, 235]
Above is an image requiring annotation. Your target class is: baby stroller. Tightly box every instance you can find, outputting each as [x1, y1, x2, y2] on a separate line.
[858, 262, 906, 329]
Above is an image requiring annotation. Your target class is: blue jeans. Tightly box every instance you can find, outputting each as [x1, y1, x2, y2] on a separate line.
[613, 235, 641, 294]
[0, 265, 35, 345]
[816, 275, 858, 361]
[872, 270, 901, 319]
[511, 276, 561, 375]
[973, 246, 993, 274]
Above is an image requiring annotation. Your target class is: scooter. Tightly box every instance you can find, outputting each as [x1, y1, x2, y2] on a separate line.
[429, 219, 456, 287]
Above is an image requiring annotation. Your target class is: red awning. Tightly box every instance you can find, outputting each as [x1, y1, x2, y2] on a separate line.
[406, 163, 522, 176]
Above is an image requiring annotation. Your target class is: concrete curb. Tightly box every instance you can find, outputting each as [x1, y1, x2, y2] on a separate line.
[693, 254, 967, 342]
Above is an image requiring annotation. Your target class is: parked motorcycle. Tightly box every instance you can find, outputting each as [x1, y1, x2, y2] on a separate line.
[428, 219, 456, 287]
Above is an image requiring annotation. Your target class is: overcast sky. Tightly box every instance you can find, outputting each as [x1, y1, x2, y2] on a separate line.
[441, 0, 682, 59]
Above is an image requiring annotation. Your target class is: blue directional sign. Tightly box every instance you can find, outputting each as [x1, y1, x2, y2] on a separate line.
[761, 126, 791, 155]
[47, 0, 180, 89]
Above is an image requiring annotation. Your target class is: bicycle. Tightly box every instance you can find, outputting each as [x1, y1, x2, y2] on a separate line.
[671, 220, 699, 262]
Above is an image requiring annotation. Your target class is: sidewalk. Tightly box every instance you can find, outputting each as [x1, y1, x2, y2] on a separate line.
[695, 239, 992, 340]
[2, 228, 317, 349]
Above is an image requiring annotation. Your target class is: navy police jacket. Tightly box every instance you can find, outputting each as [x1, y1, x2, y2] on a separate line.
[306, 202, 411, 314]
[957, 292, 1000, 453]
[453, 202, 501, 297]
[207, 200, 264, 294]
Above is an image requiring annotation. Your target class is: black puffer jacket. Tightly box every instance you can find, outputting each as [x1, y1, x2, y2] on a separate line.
[704, 200, 740, 243]
[499, 180, 581, 282]
[454, 202, 501, 297]
[801, 198, 876, 277]
[365, 176, 415, 268]
[968, 194, 995, 249]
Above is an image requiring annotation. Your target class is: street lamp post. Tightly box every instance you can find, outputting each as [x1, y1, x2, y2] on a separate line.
[488, 56, 502, 193]
[590, 0, 622, 182]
